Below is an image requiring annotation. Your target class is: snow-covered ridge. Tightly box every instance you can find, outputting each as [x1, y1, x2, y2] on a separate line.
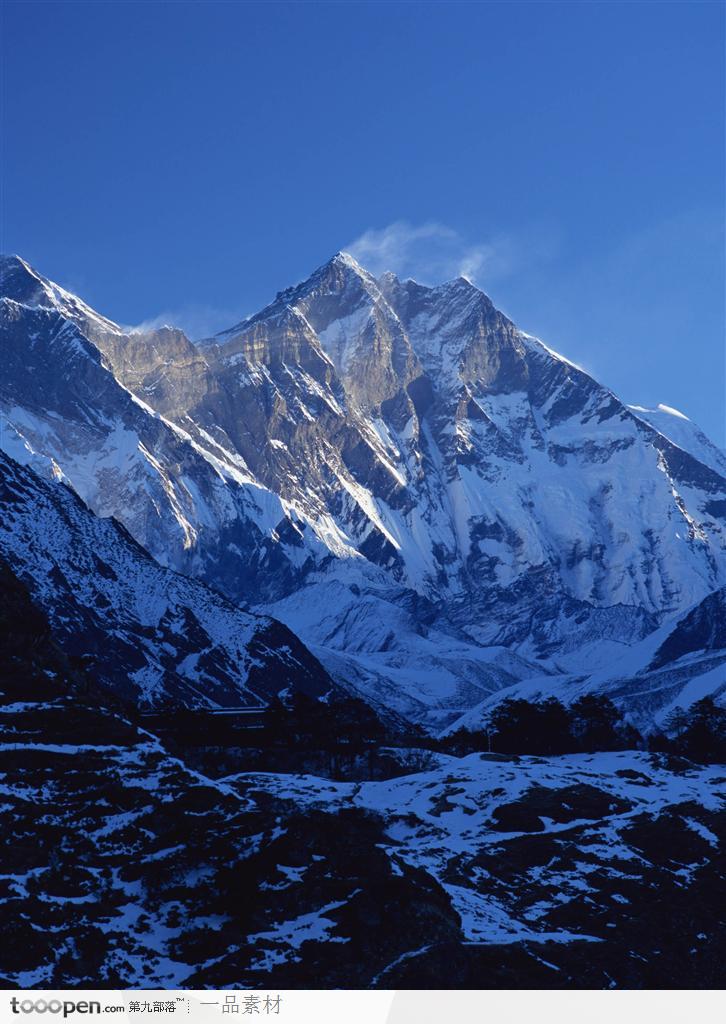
[0, 446, 333, 708]
[628, 403, 726, 477]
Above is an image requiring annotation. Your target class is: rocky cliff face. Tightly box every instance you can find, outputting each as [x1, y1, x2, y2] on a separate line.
[2, 252, 725, 727]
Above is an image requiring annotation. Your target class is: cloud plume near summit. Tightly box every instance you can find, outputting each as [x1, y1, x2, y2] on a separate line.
[346, 220, 515, 286]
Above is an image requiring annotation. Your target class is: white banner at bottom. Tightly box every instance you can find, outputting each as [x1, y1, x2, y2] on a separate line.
[0, 989, 723, 1024]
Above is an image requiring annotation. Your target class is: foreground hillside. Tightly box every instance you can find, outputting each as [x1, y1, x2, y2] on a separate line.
[1, 565, 723, 988]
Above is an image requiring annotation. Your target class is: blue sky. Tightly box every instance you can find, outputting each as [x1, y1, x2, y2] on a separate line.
[3, 1, 724, 443]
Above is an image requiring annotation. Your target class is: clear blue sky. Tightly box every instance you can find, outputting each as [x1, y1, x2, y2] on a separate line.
[3, 1, 724, 443]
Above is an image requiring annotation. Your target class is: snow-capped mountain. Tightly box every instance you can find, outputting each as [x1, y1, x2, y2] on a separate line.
[0, 447, 332, 708]
[2, 252, 725, 993]
[0, 256, 333, 605]
[1, 252, 725, 727]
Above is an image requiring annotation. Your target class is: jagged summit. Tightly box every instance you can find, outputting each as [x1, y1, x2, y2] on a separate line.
[215, 250, 379, 342]
[0, 252, 68, 307]
[309, 249, 374, 282]
[375, 263, 499, 322]
[0, 253, 32, 273]
[210, 250, 511, 399]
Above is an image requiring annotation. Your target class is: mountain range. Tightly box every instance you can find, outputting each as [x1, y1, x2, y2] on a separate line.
[1, 249, 725, 990]
[2, 251, 724, 730]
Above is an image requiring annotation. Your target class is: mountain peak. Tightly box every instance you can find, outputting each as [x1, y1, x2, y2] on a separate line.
[216, 251, 378, 341]
[0, 253, 121, 338]
[0, 254, 45, 304]
[0, 253, 33, 272]
[330, 250, 364, 271]
[430, 273, 480, 295]
[309, 249, 376, 288]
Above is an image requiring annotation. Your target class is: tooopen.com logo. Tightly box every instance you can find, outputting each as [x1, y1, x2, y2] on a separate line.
[9, 998, 123, 1017]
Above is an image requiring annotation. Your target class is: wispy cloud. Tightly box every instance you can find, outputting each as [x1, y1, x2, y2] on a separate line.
[346, 220, 532, 286]
[123, 304, 247, 341]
